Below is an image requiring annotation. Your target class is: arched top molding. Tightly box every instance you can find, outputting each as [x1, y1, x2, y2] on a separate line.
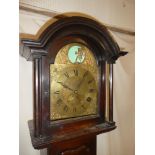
[20, 12, 127, 63]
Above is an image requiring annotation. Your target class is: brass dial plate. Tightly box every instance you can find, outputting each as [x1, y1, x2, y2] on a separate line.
[50, 64, 98, 120]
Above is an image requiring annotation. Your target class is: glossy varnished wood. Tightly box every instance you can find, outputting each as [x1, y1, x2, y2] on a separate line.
[33, 58, 42, 137]
[109, 64, 113, 122]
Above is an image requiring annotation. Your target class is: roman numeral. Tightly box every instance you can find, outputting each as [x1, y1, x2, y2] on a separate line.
[73, 107, 77, 112]
[81, 105, 86, 110]
[64, 105, 68, 112]
[57, 99, 63, 105]
[73, 69, 78, 76]
[64, 72, 69, 78]
[89, 89, 96, 93]
[83, 71, 88, 78]
[88, 79, 94, 84]
[54, 91, 60, 94]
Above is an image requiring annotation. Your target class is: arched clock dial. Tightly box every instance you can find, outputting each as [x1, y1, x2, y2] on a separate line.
[50, 65, 98, 120]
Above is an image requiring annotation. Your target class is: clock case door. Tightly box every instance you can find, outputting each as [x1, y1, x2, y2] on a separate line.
[20, 16, 127, 149]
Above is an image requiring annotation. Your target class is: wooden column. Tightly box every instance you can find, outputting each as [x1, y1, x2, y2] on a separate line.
[109, 64, 113, 122]
[33, 58, 42, 137]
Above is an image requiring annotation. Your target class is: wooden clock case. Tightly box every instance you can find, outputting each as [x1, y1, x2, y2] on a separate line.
[20, 13, 127, 155]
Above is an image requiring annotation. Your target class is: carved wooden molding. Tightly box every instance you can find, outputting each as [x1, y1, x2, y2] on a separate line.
[20, 15, 127, 63]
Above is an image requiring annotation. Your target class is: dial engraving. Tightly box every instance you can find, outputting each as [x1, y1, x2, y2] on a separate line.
[64, 72, 69, 78]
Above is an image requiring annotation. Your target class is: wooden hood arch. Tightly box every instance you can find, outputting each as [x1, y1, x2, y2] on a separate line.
[20, 12, 127, 63]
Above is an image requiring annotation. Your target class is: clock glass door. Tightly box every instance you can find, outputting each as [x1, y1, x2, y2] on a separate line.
[50, 43, 99, 120]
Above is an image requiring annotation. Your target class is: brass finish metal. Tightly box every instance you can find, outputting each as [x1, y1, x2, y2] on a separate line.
[54, 43, 98, 67]
[50, 64, 98, 120]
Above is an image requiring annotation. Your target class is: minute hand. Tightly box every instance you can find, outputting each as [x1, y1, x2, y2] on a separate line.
[57, 82, 74, 92]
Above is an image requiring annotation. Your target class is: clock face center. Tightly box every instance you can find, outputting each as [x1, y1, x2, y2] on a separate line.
[74, 90, 78, 94]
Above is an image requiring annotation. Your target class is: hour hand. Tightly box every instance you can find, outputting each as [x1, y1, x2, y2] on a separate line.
[76, 80, 83, 90]
[76, 71, 88, 90]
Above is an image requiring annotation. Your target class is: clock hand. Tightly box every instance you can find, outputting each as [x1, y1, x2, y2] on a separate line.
[76, 71, 88, 90]
[57, 82, 75, 92]
[76, 80, 83, 90]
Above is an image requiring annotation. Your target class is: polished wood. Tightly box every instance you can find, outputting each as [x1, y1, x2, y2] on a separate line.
[33, 58, 42, 137]
[28, 120, 116, 149]
[20, 15, 127, 154]
[46, 136, 96, 155]
[109, 64, 113, 122]
[20, 16, 127, 62]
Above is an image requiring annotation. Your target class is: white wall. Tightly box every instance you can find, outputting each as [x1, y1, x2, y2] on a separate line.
[20, 0, 134, 30]
[19, 1, 135, 155]
[19, 57, 36, 155]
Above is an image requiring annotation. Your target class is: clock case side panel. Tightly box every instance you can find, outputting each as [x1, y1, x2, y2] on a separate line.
[20, 16, 127, 149]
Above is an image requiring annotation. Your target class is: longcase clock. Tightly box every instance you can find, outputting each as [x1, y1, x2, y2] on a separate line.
[20, 13, 127, 155]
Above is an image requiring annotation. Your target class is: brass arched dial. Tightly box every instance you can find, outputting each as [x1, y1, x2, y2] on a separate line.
[50, 65, 98, 120]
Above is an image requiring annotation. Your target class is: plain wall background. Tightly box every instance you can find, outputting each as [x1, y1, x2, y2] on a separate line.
[19, 0, 135, 155]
